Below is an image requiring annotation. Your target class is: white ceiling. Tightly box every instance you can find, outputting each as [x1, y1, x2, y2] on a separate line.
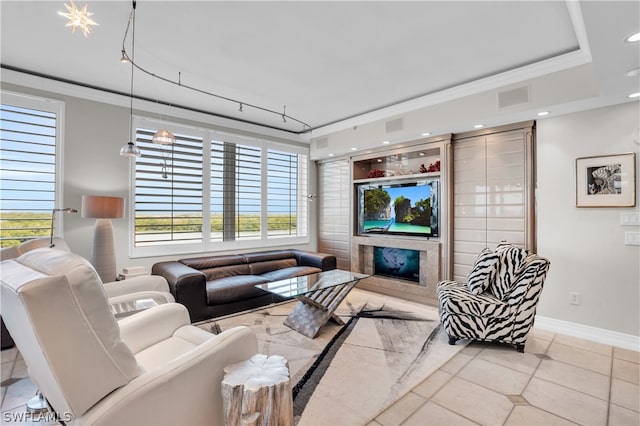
[1, 1, 638, 138]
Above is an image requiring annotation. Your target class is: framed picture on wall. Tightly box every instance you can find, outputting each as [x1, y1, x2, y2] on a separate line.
[576, 153, 636, 207]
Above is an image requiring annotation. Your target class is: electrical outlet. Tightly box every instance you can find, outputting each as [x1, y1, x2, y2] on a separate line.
[569, 292, 580, 305]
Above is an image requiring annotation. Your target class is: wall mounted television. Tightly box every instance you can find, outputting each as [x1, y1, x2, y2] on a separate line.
[356, 178, 439, 238]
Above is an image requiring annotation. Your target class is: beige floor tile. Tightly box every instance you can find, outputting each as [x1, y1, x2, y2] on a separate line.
[614, 347, 640, 364]
[412, 370, 452, 399]
[460, 341, 487, 356]
[431, 377, 513, 426]
[439, 352, 473, 375]
[613, 358, 640, 385]
[610, 378, 640, 412]
[1, 378, 38, 412]
[529, 328, 556, 341]
[553, 334, 613, 356]
[1, 362, 13, 383]
[547, 342, 611, 375]
[476, 345, 541, 375]
[366, 421, 383, 426]
[374, 392, 425, 426]
[523, 377, 608, 425]
[505, 406, 578, 426]
[524, 336, 552, 354]
[0, 348, 18, 365]
[402, 401, 478, 426]
[458, 357, 531, 395]
[534, 359, 610, 400]
[609, 403, 640, 426]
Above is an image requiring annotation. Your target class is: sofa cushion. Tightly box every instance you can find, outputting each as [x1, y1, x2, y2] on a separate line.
[206, 275, 270, 305]
[201, 264, 252, 281]
[242, 250, 295, 264]
[260, 266, 322, 282]
[490, 244, 529, 300]
[180, 255, 246, 270]
[467, 248, 499, 295]
[248, 259, 297, 275]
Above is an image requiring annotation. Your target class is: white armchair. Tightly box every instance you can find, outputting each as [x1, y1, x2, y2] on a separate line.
[0, 237, 175, 306]
[1, 248, 258, 425]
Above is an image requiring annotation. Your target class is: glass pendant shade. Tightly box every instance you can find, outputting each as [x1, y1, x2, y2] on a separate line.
[120, 141, 141, 157]
[152, 129, 176, 145]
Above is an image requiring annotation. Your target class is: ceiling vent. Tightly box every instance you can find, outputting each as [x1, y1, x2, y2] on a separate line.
[315, 137, 328, 149]
[385, 117, 404, 133]
[497, 86, 530, 109]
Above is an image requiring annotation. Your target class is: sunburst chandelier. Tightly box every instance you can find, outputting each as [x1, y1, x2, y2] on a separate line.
[59, 0, 98, 37]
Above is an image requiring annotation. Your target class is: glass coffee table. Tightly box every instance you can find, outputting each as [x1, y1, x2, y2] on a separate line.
[256, 269, 368, 338]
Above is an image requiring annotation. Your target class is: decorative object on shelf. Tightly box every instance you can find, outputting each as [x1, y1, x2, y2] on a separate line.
[576, 153, 636, 207]
[82, 195, 125, 282]
[367, 168, 386, 178]
[58, 0, 98, 37]
[49, 207, 78, 247]
[420, 160, 440, 173]
[118, 1, 309, 133]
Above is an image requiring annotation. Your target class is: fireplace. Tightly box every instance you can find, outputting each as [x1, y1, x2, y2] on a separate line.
[351, 235, 441, 302]
[374, 246, 420, 283]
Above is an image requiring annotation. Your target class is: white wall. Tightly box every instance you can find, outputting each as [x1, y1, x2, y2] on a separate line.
[2, 82, 318, 273]
[536, 102, 640, 336]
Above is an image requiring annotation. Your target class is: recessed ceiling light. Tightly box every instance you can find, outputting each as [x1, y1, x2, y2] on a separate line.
[377, 159, 383, 163]
[382, 140, 390, 145]
[537, 111, 550, 116]
[626, 68, 640, 77]
[419, 152, 425, 156]
[625, 32, 640, 43]
[629, 92, 640, 98]
[474, 124, 484, 129]
[328, 153, 334, 157]
[351, 147, 358, 151]
[421, 132, 431, 137]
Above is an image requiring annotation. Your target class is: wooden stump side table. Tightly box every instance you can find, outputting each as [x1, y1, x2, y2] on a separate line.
[222, 354, 293, 426]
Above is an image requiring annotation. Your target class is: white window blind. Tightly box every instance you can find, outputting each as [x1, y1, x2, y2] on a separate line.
[132, 119, 309, 256]
[267, 148, 305, 238]
[0, 94, 63, 247]
[134, 128, 204, 247]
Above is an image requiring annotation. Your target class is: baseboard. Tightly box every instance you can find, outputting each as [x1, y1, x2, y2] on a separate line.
[535, 315, 640, 351]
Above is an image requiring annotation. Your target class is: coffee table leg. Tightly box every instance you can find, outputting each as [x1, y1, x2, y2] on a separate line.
[283, 279, 359, 338]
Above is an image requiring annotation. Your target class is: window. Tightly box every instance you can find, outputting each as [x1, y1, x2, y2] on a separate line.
[131, 118, 309, 257]
[0, 92, 64, 247]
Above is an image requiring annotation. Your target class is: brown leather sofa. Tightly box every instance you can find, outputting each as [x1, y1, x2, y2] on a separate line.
[152, 249, 337, 322]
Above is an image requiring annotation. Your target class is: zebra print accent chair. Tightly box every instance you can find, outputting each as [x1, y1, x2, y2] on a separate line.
[437, 244, 550, 352]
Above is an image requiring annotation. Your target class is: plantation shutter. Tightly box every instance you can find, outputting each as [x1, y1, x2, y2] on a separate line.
[134, 128, 204, 246]
[0, 97, 61, 247]
[266, 148, 308, 238]
[317, 158, 351, 270]
[451, 124, 535, 282]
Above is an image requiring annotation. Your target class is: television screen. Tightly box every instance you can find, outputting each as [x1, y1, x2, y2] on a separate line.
[357, 178, 439, 237]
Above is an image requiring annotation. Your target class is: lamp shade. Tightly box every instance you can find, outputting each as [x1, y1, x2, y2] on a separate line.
[81, 196, 125, 219]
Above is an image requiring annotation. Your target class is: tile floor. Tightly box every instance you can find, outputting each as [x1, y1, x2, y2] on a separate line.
[369, 329, 640, 426]
[1, 329, 639, 425]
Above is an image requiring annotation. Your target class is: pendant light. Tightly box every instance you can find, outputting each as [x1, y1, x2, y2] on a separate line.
[152, 128, 176, 145]
[120, 0, 141, 158]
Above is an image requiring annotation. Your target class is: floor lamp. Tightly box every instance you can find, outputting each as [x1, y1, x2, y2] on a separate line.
[82, 195, 125, 283]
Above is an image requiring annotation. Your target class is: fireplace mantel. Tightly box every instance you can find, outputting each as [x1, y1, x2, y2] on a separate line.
[351, 235, 440, 304]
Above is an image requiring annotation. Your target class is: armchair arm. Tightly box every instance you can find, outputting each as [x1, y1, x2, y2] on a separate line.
[103, 275, 171, 299]
[78, 326, 258, 426]
[294, 250, 336, 271]
[151, 261, 209, 322]
[118, 303, 191, 354]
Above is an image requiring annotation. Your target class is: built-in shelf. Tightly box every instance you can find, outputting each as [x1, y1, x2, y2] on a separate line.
[353, 171, 440, 185]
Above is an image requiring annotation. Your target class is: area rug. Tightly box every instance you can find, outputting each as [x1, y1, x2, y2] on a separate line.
[198, 288, 464, 425]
